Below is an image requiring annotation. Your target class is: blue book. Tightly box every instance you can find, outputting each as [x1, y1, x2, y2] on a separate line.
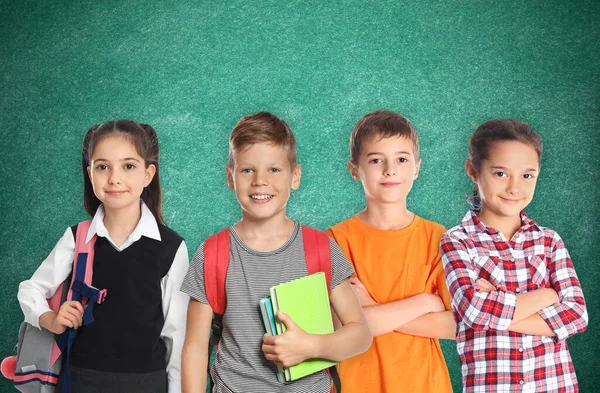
[259, 297, 285, 383]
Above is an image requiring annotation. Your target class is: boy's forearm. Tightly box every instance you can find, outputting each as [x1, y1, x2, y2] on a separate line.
[312, 321, 372, 362]
[361, 293, 438, 337]
[512, 288, 558, 324]
[394, 311, 456, 340]
[181, 344, 209, 393]
[508, 314, 556, 336]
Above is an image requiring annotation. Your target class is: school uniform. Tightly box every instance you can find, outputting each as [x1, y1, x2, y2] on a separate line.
[18, 202, 189, 393]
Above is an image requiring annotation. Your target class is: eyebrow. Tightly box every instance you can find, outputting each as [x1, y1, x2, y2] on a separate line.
[93, 158, 142, 163]
[366, 151, 412, 156]
[236, 162, 286, 167]
[490, 165, 538, 172]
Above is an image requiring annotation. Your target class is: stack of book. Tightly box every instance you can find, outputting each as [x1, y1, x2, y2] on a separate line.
[259, 272, 337, 383]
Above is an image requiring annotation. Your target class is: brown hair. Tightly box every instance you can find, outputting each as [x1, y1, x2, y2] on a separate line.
[467, 118, 543, 206]
[82, 120, 164, 224]
[350, 110, 420, 164]
[227, 112, 297, 167]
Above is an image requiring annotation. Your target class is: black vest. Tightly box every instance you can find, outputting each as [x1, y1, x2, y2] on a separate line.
[69, 224, 183, 373]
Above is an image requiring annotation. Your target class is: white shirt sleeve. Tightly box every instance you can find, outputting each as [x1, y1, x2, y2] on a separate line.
[160, 240, 189, 393]
[17, 227, 75, 329]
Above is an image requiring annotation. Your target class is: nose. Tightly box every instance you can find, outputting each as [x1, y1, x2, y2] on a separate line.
[383, 163, 396, 177]
[506, 176, 520, 195]
[108, 168, 122, 185]
[251, 170, 268, 186]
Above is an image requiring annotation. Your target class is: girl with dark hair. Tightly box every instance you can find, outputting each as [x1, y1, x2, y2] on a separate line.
[441, 119, 588, 393]
[18, 120, 188, 393]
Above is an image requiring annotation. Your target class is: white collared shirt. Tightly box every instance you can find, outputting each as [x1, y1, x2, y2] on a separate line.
[18, 202, 188, 393]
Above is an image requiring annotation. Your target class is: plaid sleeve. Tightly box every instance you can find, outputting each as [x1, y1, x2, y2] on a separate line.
[537, 231, 588, 341]
[441, 232, 517, 331]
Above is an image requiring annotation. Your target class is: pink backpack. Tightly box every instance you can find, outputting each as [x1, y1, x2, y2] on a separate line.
[1, 220, 107, 393]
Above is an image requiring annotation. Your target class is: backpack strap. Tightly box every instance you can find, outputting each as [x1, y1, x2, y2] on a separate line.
[301, 225, 341, 393]
[203, 228, 231, 392]
[204, 228, 230, 315]
[301, 226, 332, 292]
[57, 220, 106, 393]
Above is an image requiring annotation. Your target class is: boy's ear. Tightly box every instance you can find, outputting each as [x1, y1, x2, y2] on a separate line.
[144, 164, 156, 187]
[465, 160, 478, 183]
[291, 164, 302, 190]
[414, 158, 422, 179]
[226, 165, 235, 190]
[347, 160, 360, 180]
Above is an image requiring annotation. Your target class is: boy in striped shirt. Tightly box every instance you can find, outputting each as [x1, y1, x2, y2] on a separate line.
[180, 112, 372, 393]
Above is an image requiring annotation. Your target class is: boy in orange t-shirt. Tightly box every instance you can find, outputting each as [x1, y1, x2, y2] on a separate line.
[327, 110, 455, 393]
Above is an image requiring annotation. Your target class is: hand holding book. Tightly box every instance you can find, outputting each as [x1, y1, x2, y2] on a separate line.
[262, 311, 318, 368]
[258, 272, 338, 383]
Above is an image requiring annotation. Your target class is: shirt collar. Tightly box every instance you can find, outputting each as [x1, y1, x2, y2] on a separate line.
[86, 201, 161, 244]
[461, 209, 540, 235]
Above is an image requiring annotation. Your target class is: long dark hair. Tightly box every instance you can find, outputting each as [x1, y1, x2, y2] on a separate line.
[82, 120, 164, 224]
[467, 118, 543, 207]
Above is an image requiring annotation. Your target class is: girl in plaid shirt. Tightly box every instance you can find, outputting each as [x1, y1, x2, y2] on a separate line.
[441, 119, 588, 393]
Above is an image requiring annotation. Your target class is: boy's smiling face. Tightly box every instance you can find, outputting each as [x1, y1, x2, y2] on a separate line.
[349, 134, 420, 205]
[227, 142, 301, 223]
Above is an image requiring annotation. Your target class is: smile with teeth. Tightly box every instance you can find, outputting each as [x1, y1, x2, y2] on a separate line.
[250, 194, 274, 200]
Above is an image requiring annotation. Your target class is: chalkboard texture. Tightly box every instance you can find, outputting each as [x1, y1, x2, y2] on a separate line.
[1, 1, 598, 392]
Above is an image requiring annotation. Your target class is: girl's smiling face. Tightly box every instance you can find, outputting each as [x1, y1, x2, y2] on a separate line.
[88, 134, 155, 213]
[468, 140, 540, 226]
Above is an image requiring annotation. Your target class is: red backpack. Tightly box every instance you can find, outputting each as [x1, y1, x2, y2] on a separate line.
[203, 225, 341, 393]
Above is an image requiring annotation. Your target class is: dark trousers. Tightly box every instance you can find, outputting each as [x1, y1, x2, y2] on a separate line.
[56, 366, 168, 393]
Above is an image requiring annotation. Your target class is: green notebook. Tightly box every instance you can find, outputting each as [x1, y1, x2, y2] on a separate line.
[269, 272, 337, 382]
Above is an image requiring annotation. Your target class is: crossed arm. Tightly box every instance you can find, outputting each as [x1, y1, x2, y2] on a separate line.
[440, 232, 588, 339]
[349, 276, 456, 339]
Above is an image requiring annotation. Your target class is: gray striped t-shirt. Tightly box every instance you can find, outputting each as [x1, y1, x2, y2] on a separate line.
[181, 223, 354, 393]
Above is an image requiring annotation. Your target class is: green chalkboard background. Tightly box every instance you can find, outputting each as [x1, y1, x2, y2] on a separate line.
[1, 1, 598, 392]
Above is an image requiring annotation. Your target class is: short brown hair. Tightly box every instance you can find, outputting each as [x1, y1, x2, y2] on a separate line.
[350, 110, 420, 164]
[228, 112, 297, 167]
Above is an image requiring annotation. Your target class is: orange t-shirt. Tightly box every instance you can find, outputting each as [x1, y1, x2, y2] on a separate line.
[327, 215, 453, 393]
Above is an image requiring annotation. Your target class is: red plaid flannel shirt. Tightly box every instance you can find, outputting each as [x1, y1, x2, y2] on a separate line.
[441, 210, 588, 393]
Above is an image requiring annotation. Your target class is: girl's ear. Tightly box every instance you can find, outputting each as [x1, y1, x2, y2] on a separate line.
[347, 160, 360, 180]
[465, 159, 478, 183]
[291, 164, 302, 190]
[144, 164, 156, 187]
[226, 166, 234, 190]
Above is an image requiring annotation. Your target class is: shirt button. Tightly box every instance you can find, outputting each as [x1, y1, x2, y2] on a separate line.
[518, 348, 524, 352]
[516, 288, 520, 293]
[520, 380, 524, 385]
